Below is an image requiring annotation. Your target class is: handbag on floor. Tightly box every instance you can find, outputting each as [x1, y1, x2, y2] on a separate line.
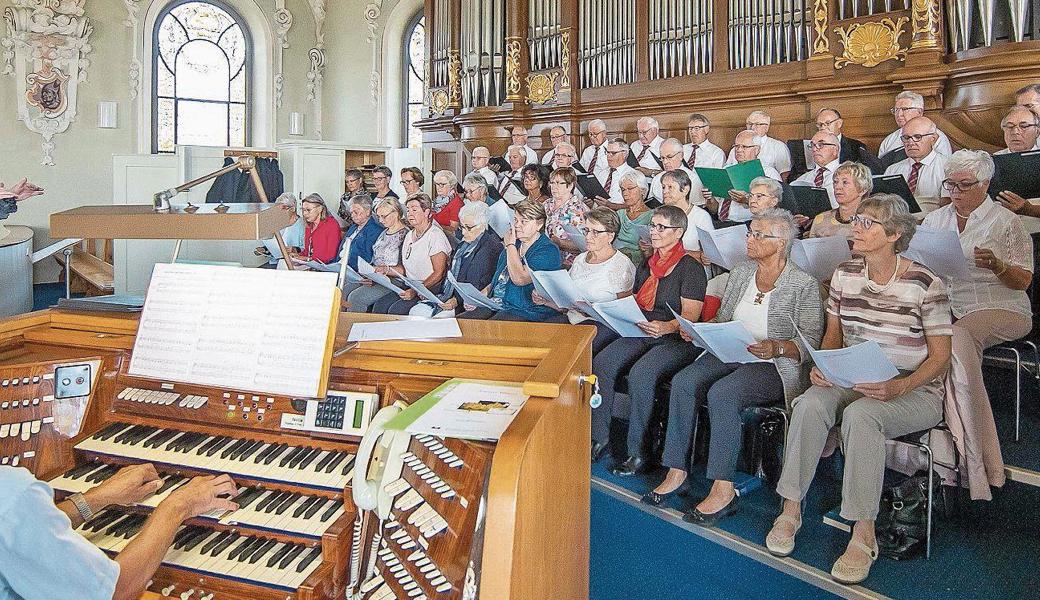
[876, 473, 939, 560]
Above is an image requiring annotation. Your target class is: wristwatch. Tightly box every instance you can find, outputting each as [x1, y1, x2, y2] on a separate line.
[69, 492, 95, 522]
[775, 341, 785, 358]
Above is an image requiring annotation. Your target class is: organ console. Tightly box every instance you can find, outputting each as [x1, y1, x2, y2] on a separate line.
[0, 310, 594, 600]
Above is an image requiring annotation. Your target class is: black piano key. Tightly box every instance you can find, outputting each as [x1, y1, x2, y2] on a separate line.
[205, 437, 234, 457]
[210, 532, 241, 556]
[267, 491, 293, 514]
[274, 493, 302, 515]
[233, 536, 264, 562]
[340, 455, 357, 476]
[65, 462, 98, 479]
[195, 435, 222, 455]
[296, 547, 322, 572]
[121, 515, 148, 539]
[112, 425, 141, 444]
[180, 432, 210, 453]
[248, 539, 279, 564]
[279, 446, 304, 468]
[199, 530, 232, 555]
[228, 439, 258, 461]
[109, 514, 141, 537]
[89, 511, 125, 532]
[227, 536, 255, 561]
[293, 496, 319, 518]
[92, 423, 126, 440]
[237, 440, 266, 462]
[220, 438, 248, 460]
[297, 448, 322, 470]
[174, 526, 206, 550]
[254, 490, 281, 513]
[266, 543, 293, 568]
[254, 443, 278, 463]
[315, 450, 336, 472]
[86, 464, 120, 484]
[183, 530, 216, 552]
[303, 498, 328, 520]
[323, 452, 347, 474]
[154, 474, 184, 496]
[263, 444, 289, 465]
[320, 500, 343, 522]
[240, 487, 268, 509]
[230, 486, 258, 505]
[278, 544, 306, 570]
[287, 447, 314, 469]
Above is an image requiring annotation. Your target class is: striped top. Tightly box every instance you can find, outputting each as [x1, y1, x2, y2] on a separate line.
[828, 257, 952, 373]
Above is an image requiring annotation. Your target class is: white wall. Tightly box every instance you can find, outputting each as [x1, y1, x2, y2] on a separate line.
[0, 0, 420, 283]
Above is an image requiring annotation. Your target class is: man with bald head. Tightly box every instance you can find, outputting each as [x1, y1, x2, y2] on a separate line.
[1017, 83, 1040, 118]
[470, 146, 497, 186]
[878, 91, 953, 160]
[651, 138, 701, 203]
[581, 119, 610, 178]
[814, 108, 881, 173]
[726, 110, 793, 178]
[994, 105, 1040, 217]
[792, 131, 842, 207]
[630, 116, 666, 174]
[503, 125, 537, 165]
[883, 115, 949, 210]
[540, 125, 570, 165]
[705, 130, 783, 222]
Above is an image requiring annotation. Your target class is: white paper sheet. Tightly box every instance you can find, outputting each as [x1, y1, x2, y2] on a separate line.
[402, 277, 443, 304]
[261, 238, 283, 260]
[798, 329, 899, 388]
[530, 270, 584, 310]
[400, 380, 528, 441]
[671, 307, 768, 363]
[447, 271, 500, 311]
[358, 257, 405, 294]
[347, 318, 462, 342]
[791, 235, 853, 282]
[590, 296, 649, 337]
[488, 200, 515, 238]
[902, 226, 971, 280]
[561, 222, 588, 252]
[292, 257, 339, 272]
[31, 238, 82, 264]
[697, 226, 748, 271]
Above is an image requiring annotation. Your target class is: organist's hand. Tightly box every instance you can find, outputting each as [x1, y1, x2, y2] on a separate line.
[90, 463, 163, 508]
[160, 474, 240, 521]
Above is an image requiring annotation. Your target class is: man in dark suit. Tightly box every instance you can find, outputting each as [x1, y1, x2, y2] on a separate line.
[815, 108, 883, 173]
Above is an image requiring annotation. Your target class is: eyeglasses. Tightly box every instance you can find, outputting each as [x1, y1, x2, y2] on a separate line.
[733, 144, 760, 150]
[619, 184, 641, 193]
[555, 153, 575, 159]
[746, 122, 769, 128]
[941, 179, 981, 192]
[372, 175, 389, 181]
[606, 149, 627, 156]
[748, 192, 778, 202]
[401, 178, 415, 184]
[582, 227, 610, 236]
[346, 178, 362, 185]
[746, 230, 782, 240]
[688, 124, 709, 131]
[890, 106, 923, 115]
[549, 180, 569, 186]
[460, 223, 480, 231]
[851, 214, 885, 229]
[550, 134, 567, 141]
[899, 133, 936, 143]
[809, 142, 838, 150]
[648, 223, 681, 232]
[637, 129, 654, 135]
[815, 118, 840, 129]
[522, 174, 540, 182]
[661, 150, 683, 160]
[434, 180, 450, 186]
[472, 155, 489, 161]
[588, 130, 606, 138]
[1002, 122, 1038, 132]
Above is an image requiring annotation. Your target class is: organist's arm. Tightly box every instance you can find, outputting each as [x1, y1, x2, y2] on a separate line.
[112, 474, 239, 600]
[57, 463, 163, 528]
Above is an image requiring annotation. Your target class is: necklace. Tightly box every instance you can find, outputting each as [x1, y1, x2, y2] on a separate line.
[834, 208, 853, 224]
[865, 255, 902, 292]
[955, 209, 972, 219]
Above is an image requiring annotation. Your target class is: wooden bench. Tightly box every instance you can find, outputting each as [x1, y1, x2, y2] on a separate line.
[53, 239, 114, 296]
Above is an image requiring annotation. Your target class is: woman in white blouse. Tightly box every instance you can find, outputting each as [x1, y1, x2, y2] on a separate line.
[372, 194, 452, 314]
[922, 149, 1034, 501]
[659, 169, 714, 267]
[534, 208, 636, 353]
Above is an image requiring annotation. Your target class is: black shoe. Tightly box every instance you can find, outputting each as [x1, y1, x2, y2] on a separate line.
[611, 456, 646, 477]
[683, 494, 739, 526]
[591, 441, 610, 463]
[641, 480, 690, 506]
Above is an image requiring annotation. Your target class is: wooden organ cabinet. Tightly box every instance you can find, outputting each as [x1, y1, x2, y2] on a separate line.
[0, 310, 594, 600]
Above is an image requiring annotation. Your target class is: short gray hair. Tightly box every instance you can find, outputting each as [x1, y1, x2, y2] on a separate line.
[894, 91, 925, 109]
[434, 169, 458, 188]
[661, 138, 683, 154]
[275, 192, 297, 209]
[556, 141, 576, 155]
[748, 110, 772, 122]
[619, 169, 649, 194]
[945, 149, 995, 182]
[587, 118, 607, 132]
[1001, 105, 1040, 127]
[748, 176, 781, 199]
[608, 138, 630, 153]
[834, 161, 874, 196]
[348, 193, 373, 213]
[751, 208, 797, 257]
[637, 116, 660, 130]
[463, 173, 489, 194]
[859, 193, 916, 254]
[662, 169, 693, 197]
[375, 197, 404, 220]
[507, 144, 525, 158]
[458, 201, 489, 228]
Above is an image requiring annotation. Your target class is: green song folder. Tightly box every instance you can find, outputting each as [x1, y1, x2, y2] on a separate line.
[695, 159, 766, 197]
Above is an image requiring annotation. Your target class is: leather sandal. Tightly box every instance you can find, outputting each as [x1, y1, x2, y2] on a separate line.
[831, 538, 879, 585]
[765, 514, 802, 557]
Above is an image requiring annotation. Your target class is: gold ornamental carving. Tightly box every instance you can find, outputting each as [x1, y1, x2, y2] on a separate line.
[526, 71, 558, 105]
[811, 0, 830, 55]
[911, 0, 941, 49]
[559, 28, 571, 90]
[505, 37, 522, 101]
[431, 89, 449, 115]
[447, 49, 461, 107]
[834, 17, 908, 68]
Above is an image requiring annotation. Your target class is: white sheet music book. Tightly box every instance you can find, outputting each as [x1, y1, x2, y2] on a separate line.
[902, 226, 971, 280]
[561, 222, 588, 252]
[697, 226, 748, 271]
[587, 296, 649, 338]
[530, 270, 584, 310]
[670, 306, 767, 363]
[488, 200, 515, 238]
[791, 236, 852, 282]
[446, 272, 500, 311]
[358, 258, 405, 294]
[797, 329, 899, 389]
[129, 263, 340, 398]
[261, 238, 283, 260]
[402, 277, 442, 304]
[347, 318, 462, 342]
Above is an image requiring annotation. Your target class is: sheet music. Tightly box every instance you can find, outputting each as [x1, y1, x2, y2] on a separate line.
[697, 226, 748, 271]
[402, 277, 443, 304]
[129, 263, 338, 398]
[488, 200, 515, 238]
[670, 307, 767, 363]
[261, 238, 283, 260]
[561, 222, 588, 252]
[589, 296, 649, 338]
[902, 226, 971, 280]
[358, 258, 405, 294]
[446, 272, 500, 311]
[530, 270, 585, 309]
[347, 318, 462, 342]
[797, 329, 899, 389]
[791, 236, 852, 282]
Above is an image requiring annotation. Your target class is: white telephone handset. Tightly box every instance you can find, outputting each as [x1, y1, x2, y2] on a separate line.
[352, 401, 411, 519]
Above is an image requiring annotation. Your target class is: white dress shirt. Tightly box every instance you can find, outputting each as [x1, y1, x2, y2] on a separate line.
[504, 145, 538, 165]
[682, 204, 715, 252]
[472, 166, 497, 186]
[496, 170, 527, 206]
[651, 166, 701, 205]
[921, 197, 1033, 318]
[683, 140, 726, 169]
[630, 136, 665, 170]
[884, 150, 947, 205]
[580, 143, 609, 178]
[791, 158, 842, 208]
[726, 136, 792, 174]
[879, 128, 953, 157]
[541, 148, 557, 165]
[595, 163, 635, 204]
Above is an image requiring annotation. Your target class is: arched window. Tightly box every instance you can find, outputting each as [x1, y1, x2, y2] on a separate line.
[152, 0, 251, 153]
[405, 15, 425, 149]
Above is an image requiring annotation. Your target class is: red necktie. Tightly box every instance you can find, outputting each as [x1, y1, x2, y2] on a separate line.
[637, 144, 650, 163]
[604, 168, 616, 196]
[588, 146, 600, 172]
[499, 172, 514, 194]
[814, 167, 826, 187]
[719, 198, 731, 221]
[907, 161, 923, 195]
[689, 145, 698, 166]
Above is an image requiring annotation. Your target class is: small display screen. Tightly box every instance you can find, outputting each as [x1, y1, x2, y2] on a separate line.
[353, 398, 365, 429]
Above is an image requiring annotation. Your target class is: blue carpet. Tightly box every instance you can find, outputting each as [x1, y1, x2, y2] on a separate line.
[590, 487, 839, 600]
[32, 282, 80, 311]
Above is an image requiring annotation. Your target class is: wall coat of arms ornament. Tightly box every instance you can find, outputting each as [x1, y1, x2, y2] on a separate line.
[2, 0, 94, 166]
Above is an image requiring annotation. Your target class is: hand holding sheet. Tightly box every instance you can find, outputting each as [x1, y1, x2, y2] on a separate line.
[358, 258, 405, 294]
[797, 329, 899, 389]
[697, 226, 749, 271]
[670, 307, 767, 363]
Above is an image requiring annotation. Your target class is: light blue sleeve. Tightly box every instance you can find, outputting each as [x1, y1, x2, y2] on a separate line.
[0, 469, 119, 600]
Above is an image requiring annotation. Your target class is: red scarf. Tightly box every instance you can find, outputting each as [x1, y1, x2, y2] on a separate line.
[635, 242, 685, 312]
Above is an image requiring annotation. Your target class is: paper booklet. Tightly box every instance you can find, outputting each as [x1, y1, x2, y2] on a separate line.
[358, 257, 405, 294]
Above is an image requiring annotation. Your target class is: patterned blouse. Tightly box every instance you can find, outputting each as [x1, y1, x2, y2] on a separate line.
[828, 257, 952, 382]
[543, 193, 586, 266]
[371, 227, 408, 266]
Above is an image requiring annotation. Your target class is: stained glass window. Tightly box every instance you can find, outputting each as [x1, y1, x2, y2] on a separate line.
[406, 16, 425, 149]
[152, 0, 250, 153]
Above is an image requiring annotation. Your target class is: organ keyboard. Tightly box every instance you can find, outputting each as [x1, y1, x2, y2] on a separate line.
[0, 310, 594, 600]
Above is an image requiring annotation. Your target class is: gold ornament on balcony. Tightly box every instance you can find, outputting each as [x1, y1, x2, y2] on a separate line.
[431, 90, 449, 115]
[834, 17, 908, 69]
[526, 72, 558, 105]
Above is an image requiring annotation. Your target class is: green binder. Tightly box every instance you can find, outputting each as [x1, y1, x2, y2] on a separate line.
[695, 159, 767, 197]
